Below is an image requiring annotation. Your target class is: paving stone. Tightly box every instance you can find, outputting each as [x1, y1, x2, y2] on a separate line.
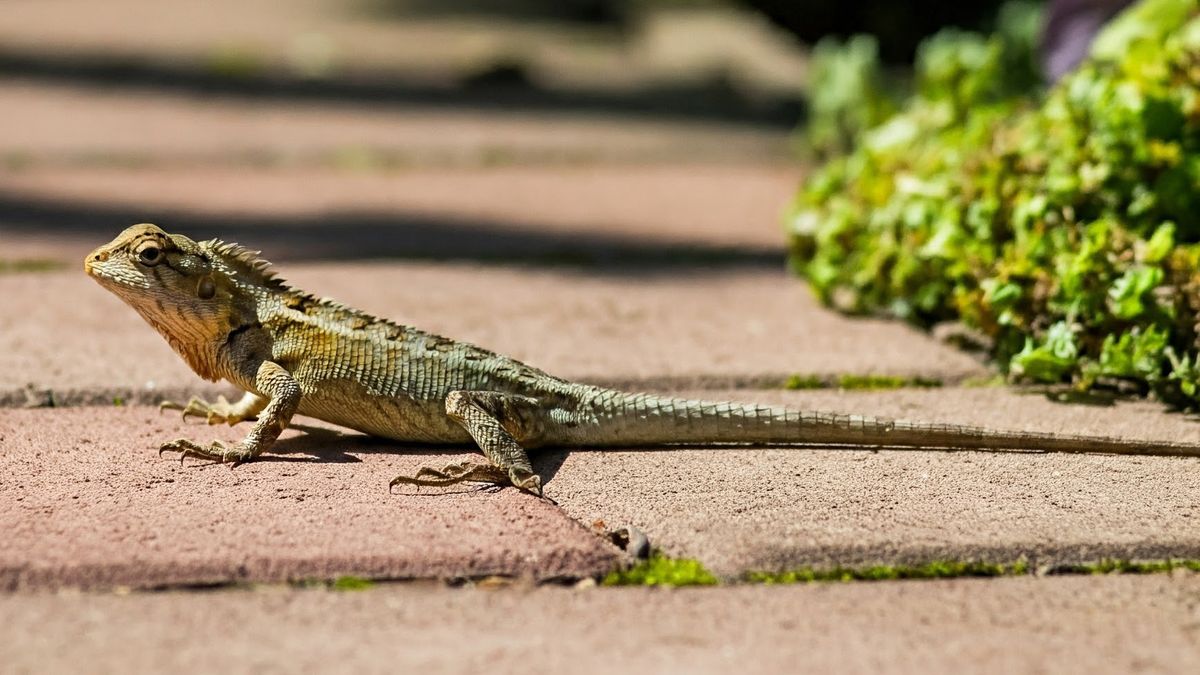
[7, 386, 1200, 587]
[0, 81, 788, 167]
[547, 387, 1200, 576]
[4, 576, 1199, 674]
[0, 164, 797, 263]
[0, 406, 618, 591]
[0, 266, 986, 405]
[0, 0, 808, 101]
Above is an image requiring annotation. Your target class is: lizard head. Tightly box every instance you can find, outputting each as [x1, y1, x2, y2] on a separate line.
[85, 223, 220, 309]
[85, 223, 236, 378]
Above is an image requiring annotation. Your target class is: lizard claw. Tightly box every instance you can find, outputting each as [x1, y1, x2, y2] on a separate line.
[389, 461, 512, 492]
[509, 469, 543, 498]
[158, 438, 253, 466]
[158, 399, 184, 415]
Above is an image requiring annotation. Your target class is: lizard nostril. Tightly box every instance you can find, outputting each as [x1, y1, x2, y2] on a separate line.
[93, 252, 109, 262]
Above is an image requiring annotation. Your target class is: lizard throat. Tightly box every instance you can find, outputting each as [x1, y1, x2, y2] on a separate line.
[131, 303, 231, 382]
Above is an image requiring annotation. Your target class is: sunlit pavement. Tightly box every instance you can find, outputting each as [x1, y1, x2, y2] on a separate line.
[4, 5, 1200, 670]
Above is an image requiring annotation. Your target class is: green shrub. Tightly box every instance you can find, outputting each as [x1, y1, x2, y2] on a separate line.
[789, 0, 1200, 405]
[804, 34, 895, 158]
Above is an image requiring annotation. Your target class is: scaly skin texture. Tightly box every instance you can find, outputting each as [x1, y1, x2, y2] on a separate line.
[86, 224, 1200, 496]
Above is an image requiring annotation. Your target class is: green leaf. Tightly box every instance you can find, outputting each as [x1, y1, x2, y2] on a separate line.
[1108, 267, 1164, 320]
[1141, 222, 1176, 263]
[982, 278, 1022, 311]
[1094, 326, 1169, 379]
[1167, 348, 1200, 397]
[1010, 322, 1078, 383]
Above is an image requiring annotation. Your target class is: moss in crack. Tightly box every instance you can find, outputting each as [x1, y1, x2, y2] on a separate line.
[747, 558, 1200, 584]
[784, 374, 944, 390]
[330, 576, 375, 591]
[0, 259, 66, 274]
[1052, 559, 1200, 575]
[602, 553, 718, 587]
[838, 374, 943, 390]
[784, 374, 827, 390]
[748, 560, 1029, 584]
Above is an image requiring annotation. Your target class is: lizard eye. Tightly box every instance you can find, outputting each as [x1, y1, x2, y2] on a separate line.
[137, 245, 163, 266]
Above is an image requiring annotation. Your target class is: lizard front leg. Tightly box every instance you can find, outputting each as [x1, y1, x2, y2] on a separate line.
[159, 391, 267, 426]
[390, 390, 544, 496]
[160, 361, 300, 466]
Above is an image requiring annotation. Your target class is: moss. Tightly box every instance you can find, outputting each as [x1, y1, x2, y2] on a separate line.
[2, 151, 33, 170]
[784, 374, 944, 390]
[748, 558, 1200, 584]
[330, 575, 375, 591]
[204, 44, 266, 79]
[602, 553, 719, 587]
[837, 374, 943, 390]
[748, 560, 1028, 584]
[784, 374, 827, 390]
[1053, 559, 1200, 575]
[0, 259, 67, 274]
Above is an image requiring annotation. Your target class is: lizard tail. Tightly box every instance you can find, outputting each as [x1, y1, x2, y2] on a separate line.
[561, 390, 1200, 457]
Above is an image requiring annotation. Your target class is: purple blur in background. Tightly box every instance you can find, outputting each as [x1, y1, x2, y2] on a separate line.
[1042, 0, 1135, 81]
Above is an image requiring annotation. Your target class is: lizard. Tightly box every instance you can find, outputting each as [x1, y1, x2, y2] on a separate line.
[84, 223, 1200, 497]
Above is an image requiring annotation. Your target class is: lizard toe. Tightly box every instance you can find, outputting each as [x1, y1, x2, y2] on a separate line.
[388, 461, 510, 492]
[222, 444, 256, 466]
[510, 470, 543, 497]
[158, 399, 184, 415]
[158, 438, 230, 465]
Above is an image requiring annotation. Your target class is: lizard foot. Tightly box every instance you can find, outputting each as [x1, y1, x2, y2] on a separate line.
[158, 438, 255, 466]
[507, 468, 543, 497]
[390, 461, 542, 496]
[159, 396, 247, 425]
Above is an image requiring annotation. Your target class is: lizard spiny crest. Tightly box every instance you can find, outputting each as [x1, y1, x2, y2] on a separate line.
[206, 240, 285, 289]
[203, 236, 417, 339]
[203, 238, 365, 320]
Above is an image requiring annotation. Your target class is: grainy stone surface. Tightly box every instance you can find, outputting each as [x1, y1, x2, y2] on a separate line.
[0, 164, 797, 263]
[3, 7, 1196, 670]
[6, 387, 1200, 587]
[0, 407, 618, 591]
[0, 266, 986, 406]
[4, 576, 1200, 674]
[547, 387, 1200, 576]
[0, 82, 789, 167]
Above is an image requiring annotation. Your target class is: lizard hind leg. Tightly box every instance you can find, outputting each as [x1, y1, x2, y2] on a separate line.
[389, 390, 544, 496]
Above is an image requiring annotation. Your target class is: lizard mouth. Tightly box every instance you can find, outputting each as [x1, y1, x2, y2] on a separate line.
[83, 248, 109, 276]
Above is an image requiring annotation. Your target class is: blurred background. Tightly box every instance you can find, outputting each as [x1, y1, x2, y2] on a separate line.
[0, 0, 1049, 271]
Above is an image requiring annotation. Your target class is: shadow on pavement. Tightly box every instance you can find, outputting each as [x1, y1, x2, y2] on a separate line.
[265, 425, 572, 488]
[0, 47, 804, 128]
[0, 190, 786, 273]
